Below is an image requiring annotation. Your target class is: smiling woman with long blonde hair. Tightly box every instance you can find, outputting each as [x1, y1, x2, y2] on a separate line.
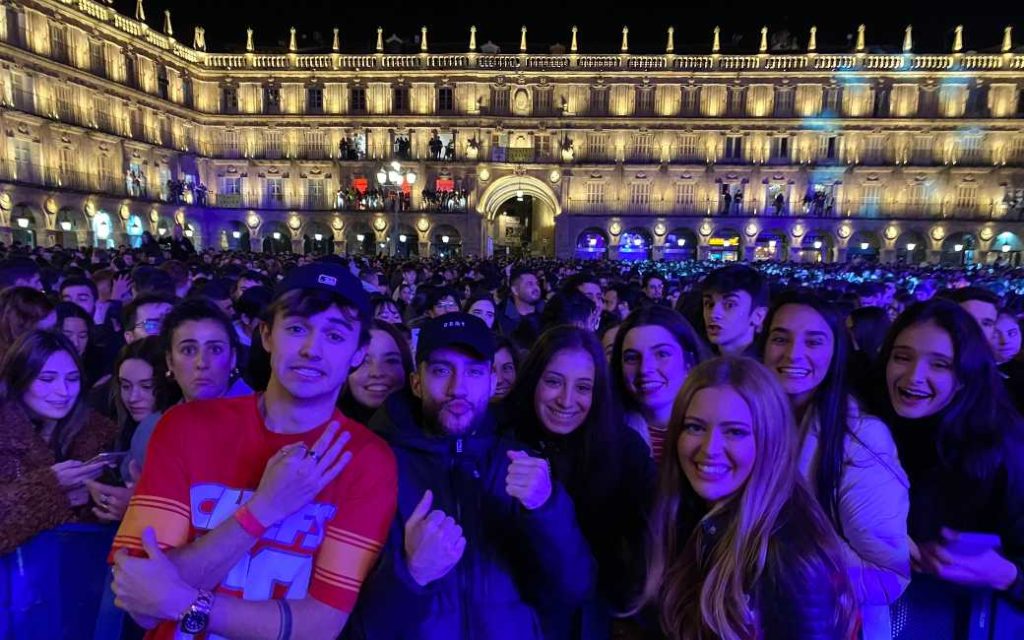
[635, 356, 857, 640]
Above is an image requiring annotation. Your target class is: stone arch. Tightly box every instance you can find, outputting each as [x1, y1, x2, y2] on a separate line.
[800, 230, 835, 263]
[56, 206, 86, 248]
[395, 223, 419, 258]
[664, 227, 698, 261]
[940, 231, 977, 266]
[303, 220, 334, 256]
[346, 221, 375, 255]
[478, 174, 561, 257]
[262, 221, 292, 254]
[575, 227, 608, 260]
[431, 224, 462, 258]
[10, 203, 44, 248]
[895, 230, 927, 264]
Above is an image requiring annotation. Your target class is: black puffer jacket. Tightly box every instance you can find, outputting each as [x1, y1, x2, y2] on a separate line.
[345, 392, 596, 640]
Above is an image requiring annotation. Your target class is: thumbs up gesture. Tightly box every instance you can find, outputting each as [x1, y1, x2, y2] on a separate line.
[505, 451, 552, 511]
[404, 490, 466, 586]
[112, 527, 197, 621]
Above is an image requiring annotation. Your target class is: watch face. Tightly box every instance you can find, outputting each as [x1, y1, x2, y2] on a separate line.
[181, 610, 209, 634]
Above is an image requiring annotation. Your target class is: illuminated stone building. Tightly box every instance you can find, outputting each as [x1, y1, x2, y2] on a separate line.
[2, 0, 1024, 263]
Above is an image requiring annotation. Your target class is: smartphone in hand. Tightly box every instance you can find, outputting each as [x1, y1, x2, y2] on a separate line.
[86, 451, 129, 467]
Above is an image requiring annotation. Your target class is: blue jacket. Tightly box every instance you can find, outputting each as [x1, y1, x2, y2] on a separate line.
[345, 392, 596, 640]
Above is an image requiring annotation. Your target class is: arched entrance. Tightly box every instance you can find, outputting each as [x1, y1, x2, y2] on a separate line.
[493, 199, 533, 257]
[11, 204, 42, 248]
[56, 207, 85, 248]
[754, 229, 789, 261]
[91, 209, 117, 249]
[664, 228, 698, 261]
[394, 223, 419, 258]
[478, 174, 561, 257]
[706, 228, 742, 262]
[848, 230, 881, 262]
[346, 221, 375, 256]
[619, 227, 653, 261]
[992, 231, 1023, 266]
[431, 224, 462, 258]
[155, 215, 175, 239]
[799, 231, 834, 263]
[221, 220, 250, 251]
[940, 232, 976, 266]
[575, 227, 608, 260]
[183, 219, 202, 250]
[303, 221, 334, 256]
[262, 221, 292, 254]
[895, 230, 927, 265]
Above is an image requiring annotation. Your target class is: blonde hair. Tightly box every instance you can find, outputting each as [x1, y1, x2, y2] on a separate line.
[636, 356, 851, 639]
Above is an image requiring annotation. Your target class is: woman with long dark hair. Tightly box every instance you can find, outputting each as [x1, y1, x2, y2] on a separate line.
[871, 299, 1024, 639]
[763, 290, 909, 639]
[337, 320, 413, 425]
[610, 305, 708, 463]
[635, 356, 856, 640]
[0, 331, 118, 553]
[504, 326, 654, 639]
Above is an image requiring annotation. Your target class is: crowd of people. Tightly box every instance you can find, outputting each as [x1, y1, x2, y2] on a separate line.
[164, 177, 209, 206]
[2, 233, 1024, 640]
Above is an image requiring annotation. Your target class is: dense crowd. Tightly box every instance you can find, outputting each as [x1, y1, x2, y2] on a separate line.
[1, 229, 1023, 640]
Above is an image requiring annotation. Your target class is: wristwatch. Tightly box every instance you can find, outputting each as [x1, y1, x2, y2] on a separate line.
[179, 589, 214, 634]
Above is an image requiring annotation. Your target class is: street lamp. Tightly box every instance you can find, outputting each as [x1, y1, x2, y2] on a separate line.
[1003, 244, 1012, 253]
[376, 161, 417, 256]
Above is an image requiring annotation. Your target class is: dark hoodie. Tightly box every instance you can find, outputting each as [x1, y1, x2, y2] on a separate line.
[345, 391, 596, 640]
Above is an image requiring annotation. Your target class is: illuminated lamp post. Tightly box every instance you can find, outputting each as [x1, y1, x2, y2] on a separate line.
[376, 161, 417, 256]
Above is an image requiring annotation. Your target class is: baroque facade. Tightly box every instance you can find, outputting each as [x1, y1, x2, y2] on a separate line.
[2, 0, 1024, 264]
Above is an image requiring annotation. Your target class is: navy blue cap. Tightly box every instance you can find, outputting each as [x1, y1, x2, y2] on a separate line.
[416, 313, 496, 364]
[273, 262, 371, 317]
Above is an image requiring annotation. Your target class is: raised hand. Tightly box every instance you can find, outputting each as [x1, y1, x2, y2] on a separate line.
[404, 490, 466, 586]
[247, 422, 353, 527]
[505, 451, 552, 511]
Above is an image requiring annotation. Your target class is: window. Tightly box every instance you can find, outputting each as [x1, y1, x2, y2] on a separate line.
[635, 88, 654, 116]
[629, 182, 651, 208]
[89, 40, 105, 77]
[221, 86, 238, 114]
[586, 133, 608, 161]
[55, 86, 75, 122]
[220, 176, 241, 195]
[437, 87, 454, 113]
[959, 135, 982, 164]
[912, 136, 932, 164]
[825, 135, 838, 160]
[908, 183, 929, 208]
[724, 135, 743, 161]
[306, 86, 324, 114]
[49, 24, 68, 63]
[955, 183, 978, 210]
[123, 54, 137, 89]
[824, 86, 841, 114]
[393, 86, 409, 113]
[862, 184, 883, 214]
[678, 135, 698, 161]
[1013, 136, 1024, 163]
[675, 182, 696, 206]
[490, 87, 509, 115]
[157, 66, 169, 100]
[589, 89, 609, 116]
[303, 130, 328, 159]
[728, 87, 745, 116]
[533, 88, 553, 116]
[266, 177, 284, 203]
[264, 86, 281, 114]
[221, 130, 241, 158]
[774, 88, 795, 117]
[349, 87, 367, 113]
[631, 134, 653, 162]
[534, 135, 551, 161]
[681, 87, 699, 116]
[586, 182, 605, 205]
[259, 130, 283, 158]
[307, 178, 326, 208]
[770, 136, 789, 160]
[865, 135, 886, 164]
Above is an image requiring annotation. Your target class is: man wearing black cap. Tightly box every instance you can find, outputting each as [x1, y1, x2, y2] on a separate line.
[110, 262, 397, 640]
[346, 313, 594, 640]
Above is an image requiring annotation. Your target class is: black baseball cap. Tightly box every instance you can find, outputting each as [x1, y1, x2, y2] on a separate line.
[273, 262, 371, 317]
[416, 313, 496, 364]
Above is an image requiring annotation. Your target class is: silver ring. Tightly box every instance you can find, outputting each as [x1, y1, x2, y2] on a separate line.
[101, 495, 110, 506]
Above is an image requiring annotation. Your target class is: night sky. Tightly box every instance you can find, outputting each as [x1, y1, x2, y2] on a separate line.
[111, 0, 1023, 56]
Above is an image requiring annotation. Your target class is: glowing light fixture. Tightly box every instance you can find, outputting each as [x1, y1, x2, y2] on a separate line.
[1002, 244, 1011, 253]
[60, 221, 72, 231]
[15, 217, 28, 228]
[954, 243, 964, 252]
[356, 233, 365, 242]
[860, 242, 869, 250]
[813, 240, 823, 249]
[906, 243, 916, 251]
[184, 229, 194, 238]
[677, 238, 686, 247]
[273, 232, 282, 240]
[314, 233, 323, 242]
[399, 234, 408, 243]
[232, 231, 241, 239]
[441, 235, 450, 244]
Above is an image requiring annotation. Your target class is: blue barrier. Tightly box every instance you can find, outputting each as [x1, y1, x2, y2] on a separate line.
[0, 523, 122, 640]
